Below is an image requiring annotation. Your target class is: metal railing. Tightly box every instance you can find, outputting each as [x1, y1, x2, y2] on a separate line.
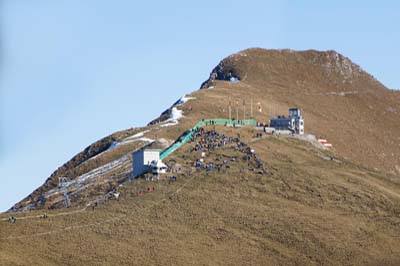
[159, 119, 257, 160]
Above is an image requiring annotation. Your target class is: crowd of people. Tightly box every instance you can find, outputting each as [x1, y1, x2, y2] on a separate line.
[189, 127, 239, 152]
[187, 127, 266, 174]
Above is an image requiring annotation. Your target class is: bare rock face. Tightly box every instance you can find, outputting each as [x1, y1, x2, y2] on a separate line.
[200, 53, 245, 89]
[321, 50, 362, 80]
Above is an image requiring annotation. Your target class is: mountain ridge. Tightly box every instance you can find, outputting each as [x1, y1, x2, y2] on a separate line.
[2, 48, 400, 266]
[8, 48, 400, 213]
[201, 48, 387, 90]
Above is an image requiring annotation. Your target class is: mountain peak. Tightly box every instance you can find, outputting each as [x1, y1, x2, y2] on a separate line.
[8, 47, 400, 213]
[200, 48, 384, 92]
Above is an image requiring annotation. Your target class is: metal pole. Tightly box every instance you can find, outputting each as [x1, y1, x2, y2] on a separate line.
[251, 98, 253, 119]
[243, 99, 246, 121]
[236, 100, 239, 121]
[228, 100, 231, 121]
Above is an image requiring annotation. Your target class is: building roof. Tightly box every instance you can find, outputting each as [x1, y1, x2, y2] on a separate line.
[144, 149, 162, 152]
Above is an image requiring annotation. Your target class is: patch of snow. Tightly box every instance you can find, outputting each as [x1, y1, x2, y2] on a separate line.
[160, 120, 179, 127]
[130, 131, 148, 138]
[230, 76, 240, 83]
[157, 138, 171, 146]
[208, 86, 215, 89]
[170, 107, 183, 121]
[87, 138, 131, 162]
[173, 94, 196, 106]
[157, 95, 194, 125]
[179, 95, 195, 105]
[138, 137, 155, 143]
[118, 137, 154, 145]
[107, 141, 121, 151]
[124, 130, 151, 141]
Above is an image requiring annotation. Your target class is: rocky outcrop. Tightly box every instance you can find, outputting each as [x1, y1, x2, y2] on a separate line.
[200, 54, 244, 89]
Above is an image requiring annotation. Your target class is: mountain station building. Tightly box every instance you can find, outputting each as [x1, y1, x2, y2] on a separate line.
[132, 148, 167, 178]
[270, 108, 304, 134]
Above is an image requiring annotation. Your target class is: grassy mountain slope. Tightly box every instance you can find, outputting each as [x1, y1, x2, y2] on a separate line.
[2, 48, 400, 265]
[12, 48, 400, 212]
[1, 127, 400, 265]
[199, 48, 400, 173]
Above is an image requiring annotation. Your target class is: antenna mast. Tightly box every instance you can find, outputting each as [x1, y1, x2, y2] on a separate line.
[251, 98, 253, 119]
[236, 100, 239, 121]
[228, 99, 232, 121]
[243, 99, 246, 121]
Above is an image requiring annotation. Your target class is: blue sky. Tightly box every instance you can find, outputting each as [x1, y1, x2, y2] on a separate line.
[0, 1, 399, 212]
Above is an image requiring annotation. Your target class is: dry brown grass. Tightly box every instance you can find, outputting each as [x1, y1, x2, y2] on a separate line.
[4, 48, 400, 265]
[17, 49, 400, 211]
[1, 127, 400, 266]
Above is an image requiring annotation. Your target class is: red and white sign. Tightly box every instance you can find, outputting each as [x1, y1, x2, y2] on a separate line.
[318, 138, 332, 148]
[257, 102, 262, 112]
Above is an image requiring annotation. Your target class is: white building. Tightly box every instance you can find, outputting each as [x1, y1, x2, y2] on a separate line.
[132, 149, 163, 178]
[270, 108, 304, 135]
[150, 160, 168, 175]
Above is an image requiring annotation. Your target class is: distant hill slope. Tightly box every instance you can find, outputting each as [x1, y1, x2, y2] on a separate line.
[9, 48, 400, 213]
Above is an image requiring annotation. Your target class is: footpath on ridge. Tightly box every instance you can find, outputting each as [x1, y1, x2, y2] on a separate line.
[160, 118, 257, 160]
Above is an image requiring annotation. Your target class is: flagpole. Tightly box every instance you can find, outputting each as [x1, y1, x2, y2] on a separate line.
[251, 98, 253, 119]
[228, 99, 231, 121]
[236, 100, 239, 121]
[243, 99, 246, 121]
